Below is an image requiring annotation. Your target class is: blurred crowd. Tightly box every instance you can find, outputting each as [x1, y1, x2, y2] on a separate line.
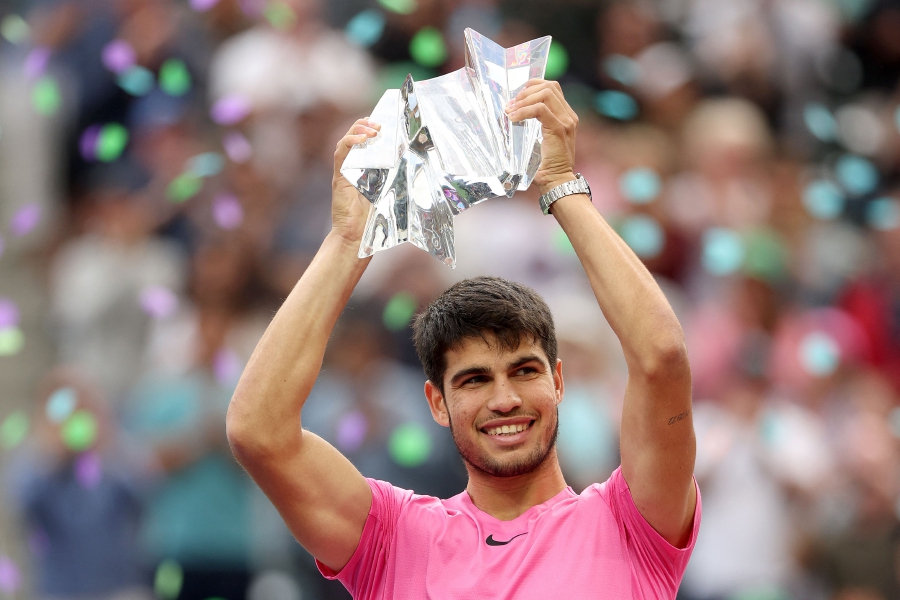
[0, 0, 899, 598]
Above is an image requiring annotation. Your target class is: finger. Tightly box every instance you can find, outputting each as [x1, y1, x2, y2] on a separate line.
[333, 132, 373, 172]
[514, 80, 577, 123]
[507, 101, 567, 135]
[508, 91, 576, 134]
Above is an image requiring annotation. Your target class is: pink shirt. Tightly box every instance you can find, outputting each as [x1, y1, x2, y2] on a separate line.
[318, 467, 701, 599]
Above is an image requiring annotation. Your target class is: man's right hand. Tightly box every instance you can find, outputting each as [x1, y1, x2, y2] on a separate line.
[331, 119, 380, 246]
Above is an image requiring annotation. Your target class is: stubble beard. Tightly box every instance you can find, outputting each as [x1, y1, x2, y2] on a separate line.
[448, 408, 560, 478]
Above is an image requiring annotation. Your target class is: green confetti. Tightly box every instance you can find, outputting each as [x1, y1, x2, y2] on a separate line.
[187, 152, 225, 177]
[379, 0, 417, 14]
[32, 77, 61, 116]
[383, 292, 417, 331]
[409, 27, 447, 68]
[595, 91, 638, 121]
[96, 124, 129, 162]
[0, 411, 29, 450]
[265, 1, 296, 30]
[154, 560, 184, 600]
[1, 15, 30, 45]
[389, 423, 431, 467]
[167, 173, 203, 203]
[545, 41, 569, 80]
[345, 9, 386, 47]
[0, 327, 25, 356]
[159, 59, 192, 96]
[61, 410, 98, 451]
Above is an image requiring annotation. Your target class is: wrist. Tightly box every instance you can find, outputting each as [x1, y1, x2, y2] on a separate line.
[327, 229, 365, 256]
[537, 172, 577, 197]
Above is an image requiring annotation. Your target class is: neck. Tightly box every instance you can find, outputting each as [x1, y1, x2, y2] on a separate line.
[464, 449, 567, 521]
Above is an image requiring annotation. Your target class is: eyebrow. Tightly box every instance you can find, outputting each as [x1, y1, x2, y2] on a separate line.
[448, 354, 545, 386]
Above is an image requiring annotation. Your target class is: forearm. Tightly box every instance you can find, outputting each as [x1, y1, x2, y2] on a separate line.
[226, 232, 371, 453]
[550, 194, 686, 374]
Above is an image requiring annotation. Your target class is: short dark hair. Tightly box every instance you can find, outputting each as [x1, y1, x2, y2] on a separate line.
[412, 276, 558, 392]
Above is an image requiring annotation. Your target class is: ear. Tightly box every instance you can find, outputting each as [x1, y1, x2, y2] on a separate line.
[553, 358, 564, 406]
[424, 380, 450, 428]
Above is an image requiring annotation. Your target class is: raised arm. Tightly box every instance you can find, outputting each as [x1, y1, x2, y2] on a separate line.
[225, 119, 380, 571]
[508, 81, 696, 547]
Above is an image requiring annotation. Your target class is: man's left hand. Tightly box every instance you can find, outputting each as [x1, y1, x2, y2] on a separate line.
[505, 79, 579, 195]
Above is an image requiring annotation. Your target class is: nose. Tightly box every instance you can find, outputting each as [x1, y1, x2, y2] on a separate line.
[485, 377, 523, 414]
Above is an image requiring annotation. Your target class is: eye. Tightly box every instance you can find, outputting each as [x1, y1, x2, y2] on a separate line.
[463, 375, 488, 386]
[514, 366, 537, 376]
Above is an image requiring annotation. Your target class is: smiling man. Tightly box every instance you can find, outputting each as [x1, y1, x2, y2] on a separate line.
[226, 80, 700, 599]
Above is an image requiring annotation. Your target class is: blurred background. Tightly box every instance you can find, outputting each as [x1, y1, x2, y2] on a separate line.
[0, 0, 899, 598]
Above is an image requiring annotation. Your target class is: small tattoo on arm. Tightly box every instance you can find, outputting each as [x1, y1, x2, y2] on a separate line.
[667, 411, 689, 425]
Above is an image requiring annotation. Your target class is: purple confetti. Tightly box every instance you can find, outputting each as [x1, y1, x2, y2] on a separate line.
[10, 204, 41, 237]
[0, 557, 20, 594]
[139, 285, 178, 319]
[222, 131, 252, 163]
[190, 0, 221, 11]
[27, 529, 50, 559]
[24, 47, 51, 80]
[211, 95, 251, 125]
[102, 39, 136, 74]
[336, 410, 368, 452]
[79, 124, 102, 161]
[0, 298, 19, 328]
[212, 194, 244, 230]
[213, 348, 243, 387]
[75, 451, 103, 489]
[239, 0, 266, 16]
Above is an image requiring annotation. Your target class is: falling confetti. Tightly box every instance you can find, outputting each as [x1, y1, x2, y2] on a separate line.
[702, 228, 745, 275]
[140, 286, 179, 319]
[79, 125, 102, 160]
[0, 411, 29, 450]
[545, 41, 569, 80]
[190, 0, 221, 11]
[618, 215, 664, 259]
[346, 10, 386, 48]
[223, 131, 252, 163]
[799, 331, 840, 376]
[102, 40, 137, 74]
[61, 410, 98, 451]
[212, 194, 244, 230]
[389, 423, 431, 467]
[24, 47, 51, 80]
[379, 0, 417, 14]
[603, 54, 640, 86]
[0, 327, 24, 356]
[0, 15, 29, 45]
[159, 59, 192, 96]
[336, 410, 368, 452]
[803, 103, 837, 142]
[95, 123, 129, 162]
[409, 27, 447, 68]
[866, 197, 900, 231]
[594, 91, 638, 121]
[10, 203, 41, 237]
[75, 451, 103, 488]
[619, 168, 661, 204]
[32, 76, 61, 115]
[213, 348, 243, 387]
[383, 292, 417, 331]
[211, 95, 251, 125]
[802, 180, 844, 220]
[155, 560, 184, 600]
[187, 152, 225, 177]
[0, 298, 19, 328]
[118, 66, 155, 96]
[835, 154, 878, 196]
[0, 556, 20, 594]
[264, 1, 296, 30]
[46, 387, 77, 423]
[167, 173, 203, 203]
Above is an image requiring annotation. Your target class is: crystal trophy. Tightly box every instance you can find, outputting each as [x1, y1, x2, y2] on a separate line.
[340, 28, 552, 267]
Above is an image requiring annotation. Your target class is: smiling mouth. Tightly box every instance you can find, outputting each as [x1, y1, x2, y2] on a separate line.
[481, 421, 534, 436]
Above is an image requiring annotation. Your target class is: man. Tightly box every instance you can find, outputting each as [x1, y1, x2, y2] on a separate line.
[226, 80, 699, 599]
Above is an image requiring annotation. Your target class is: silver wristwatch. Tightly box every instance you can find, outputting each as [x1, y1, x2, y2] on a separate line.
[538, 173, 592, 215]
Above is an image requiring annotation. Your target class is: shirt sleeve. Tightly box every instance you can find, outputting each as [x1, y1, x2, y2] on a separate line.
[601, 467, 701, 599]
[316, 478, 411, 599]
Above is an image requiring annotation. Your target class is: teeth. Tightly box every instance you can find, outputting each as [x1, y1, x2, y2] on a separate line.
[486, 423, 530, 436]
